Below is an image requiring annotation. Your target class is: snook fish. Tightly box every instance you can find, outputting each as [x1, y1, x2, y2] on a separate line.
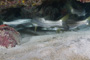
[3, 19, 32, 30]
[66, 3, 86, 16]
[2, 17, 69, 31]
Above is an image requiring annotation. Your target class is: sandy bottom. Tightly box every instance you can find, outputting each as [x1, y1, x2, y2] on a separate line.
[0, 26, 90, 60]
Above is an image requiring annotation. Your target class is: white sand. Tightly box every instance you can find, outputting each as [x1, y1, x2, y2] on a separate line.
[0, 26, 90, 60]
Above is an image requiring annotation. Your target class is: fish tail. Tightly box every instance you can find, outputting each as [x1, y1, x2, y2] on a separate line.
[58, 14, 70, 30]
[85, 16, 90, 25]
[59, 14, 69, 22]
[35, 26, 37, 32]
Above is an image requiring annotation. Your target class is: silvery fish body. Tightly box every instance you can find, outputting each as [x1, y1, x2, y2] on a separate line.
[71, 8, 86, 16]
[32, 18, 69, 30]
[67, 4, 86, 16]
[32, 18, 63, 27]
[2, 18, 69, 30]
[3, 19, 33, 30]
[3, 19, 32, 26]
[69, 19, 88, 30]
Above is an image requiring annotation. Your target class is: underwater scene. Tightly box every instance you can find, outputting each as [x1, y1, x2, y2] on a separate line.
[0, 0, 90, 60]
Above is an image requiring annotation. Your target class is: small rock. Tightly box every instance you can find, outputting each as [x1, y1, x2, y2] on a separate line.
[0, 24, 21, 48]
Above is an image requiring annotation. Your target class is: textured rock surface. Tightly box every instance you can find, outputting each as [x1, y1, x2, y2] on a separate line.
[0, 24, 21, 48]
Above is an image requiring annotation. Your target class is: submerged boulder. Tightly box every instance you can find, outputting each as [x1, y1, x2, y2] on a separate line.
[0, 24, 21, 48]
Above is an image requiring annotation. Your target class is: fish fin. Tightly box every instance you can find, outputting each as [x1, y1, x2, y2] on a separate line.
[59, 14, 69, 22]
[38, 18, 46, 22]
[56, 28, 61, 33]
[34, 26, 37, 32]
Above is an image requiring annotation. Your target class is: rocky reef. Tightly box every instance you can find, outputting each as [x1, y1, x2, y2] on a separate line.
[0, 0, 89, 31]
[0, 0, 88, 21]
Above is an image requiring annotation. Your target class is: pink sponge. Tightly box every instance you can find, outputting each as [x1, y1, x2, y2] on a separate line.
[0, 24, 21, 48]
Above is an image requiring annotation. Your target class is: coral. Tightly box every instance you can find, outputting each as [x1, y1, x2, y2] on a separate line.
[77, 0, 90, 3]
[0, 0, 86, 21]
[0, 0, 42, 10]
[0, 24, 21, 48]
[0, 0, 43, 19]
